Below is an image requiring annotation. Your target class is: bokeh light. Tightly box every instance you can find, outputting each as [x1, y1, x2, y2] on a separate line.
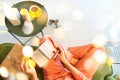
[105, 47, 113, 54]
[62, 22, 73, 31]
[109, 27, 119, 41]
[53, 27, 65, 39]
[107, 57, 115, 66]
[32, 37, 39, 46]
[8, 73, 15, 80]
[22, 46, 33, 57]
[107, 15, 115, 23]
[92, 34, 107, 48]
[0, 66, 9, 78]
[93, 50, 107, 63]
[16, 72, 29, 80]
[73, 10, 84, 21]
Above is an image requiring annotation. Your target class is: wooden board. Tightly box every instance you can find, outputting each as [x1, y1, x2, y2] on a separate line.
[0, 44, 23, 73]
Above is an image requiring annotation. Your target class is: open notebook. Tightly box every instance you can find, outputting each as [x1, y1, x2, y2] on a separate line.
[31, 40, 58, 67]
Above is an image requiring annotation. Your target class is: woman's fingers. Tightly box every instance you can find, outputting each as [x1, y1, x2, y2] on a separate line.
[39, 35, 58, 49]
[56, 41, 65, 53]
[39, 36, 48, 45]
[24, 61, 29, 73]
[47, 36, 58, 48]
[20, 60, 26, 72]
[39, 35, 66, 59]
[20, 60, 30, 73]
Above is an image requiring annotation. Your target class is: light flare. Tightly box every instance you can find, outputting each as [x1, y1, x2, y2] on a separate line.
[32, 37, 39, 46]
[16, 72, 29, 80]
[0, 66, 9, 78]
[54, 27, 65, 39]
[92, 34, 107, 48]
[107, 57, 115, 66]
[93, 50, 107, 63]
[63, 22, 73, 31]
[73, 10, 84, 21]
[105, 47, 113, 54]
[22, 46, 33, 57]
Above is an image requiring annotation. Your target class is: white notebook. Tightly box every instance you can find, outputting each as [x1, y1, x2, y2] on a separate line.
[31, 40, 57, 67]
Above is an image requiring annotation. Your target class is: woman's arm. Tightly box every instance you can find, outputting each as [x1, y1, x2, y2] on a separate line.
[62, 58, 88, 80]
[57, 43, 88, 80]
[20, 60, 39, 80]
[30, 73, 39, 80]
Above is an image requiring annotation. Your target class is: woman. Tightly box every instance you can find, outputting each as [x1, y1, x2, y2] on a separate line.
[20, 35, 105, 80]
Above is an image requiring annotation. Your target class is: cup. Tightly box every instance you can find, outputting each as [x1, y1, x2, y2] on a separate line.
[29, 5, 42, 20]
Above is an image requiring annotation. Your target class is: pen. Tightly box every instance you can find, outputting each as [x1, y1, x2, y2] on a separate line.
[53, 50, 59, 58]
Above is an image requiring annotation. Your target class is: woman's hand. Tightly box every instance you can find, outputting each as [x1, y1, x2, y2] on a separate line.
[39, 35, 68, 63]
[56, 42, 68, 63]
[20, 60, 39, 80]
[39, 35, 58, 48]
